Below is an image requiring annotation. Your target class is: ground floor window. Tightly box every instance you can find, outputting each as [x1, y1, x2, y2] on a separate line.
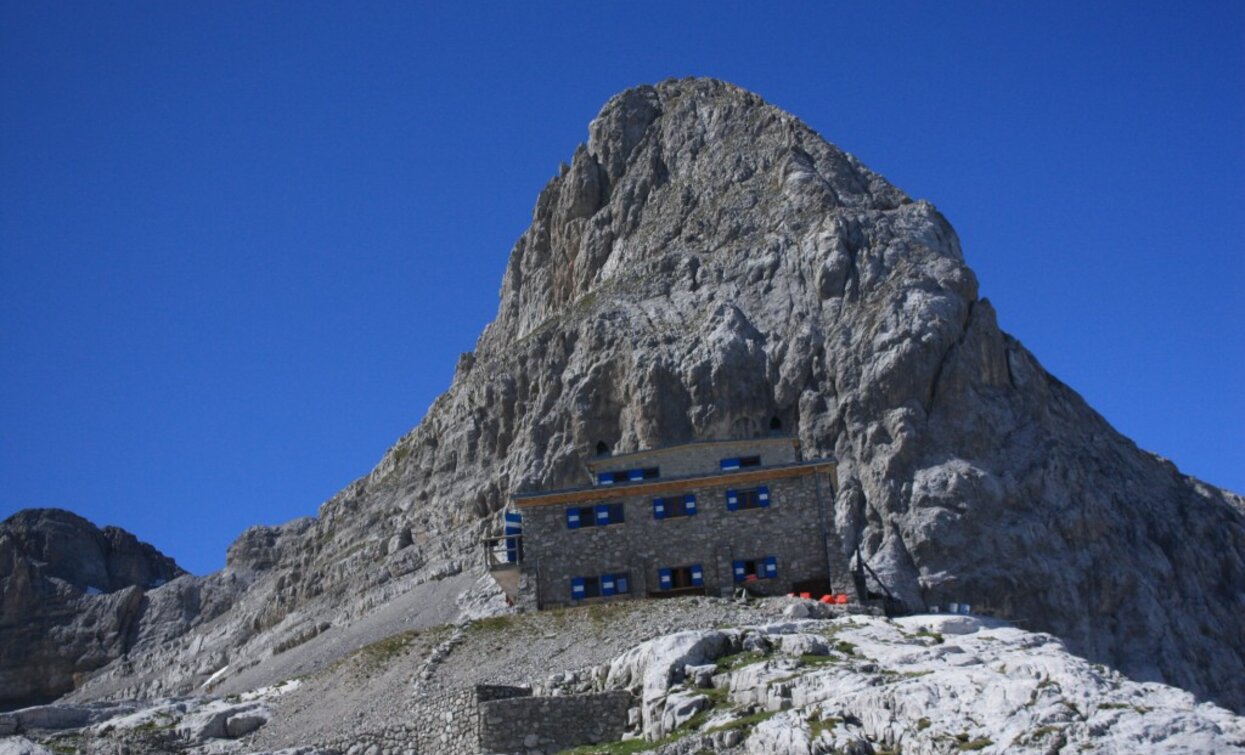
[571, 571, 630, 601]
[732, 556, 778, 582]
[658, 564, 704, 590]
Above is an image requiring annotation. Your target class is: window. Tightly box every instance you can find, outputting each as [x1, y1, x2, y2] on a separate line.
[597, 467, 660, 485]
[652, 494, 697, 519]
[720, 456, 761, 471]
[732, 556, 778, 583]
[725, 486, 770, 511]
[658, 564, 705, 591]
[565, 502, 625, 529]
[571, 572, 630, 601]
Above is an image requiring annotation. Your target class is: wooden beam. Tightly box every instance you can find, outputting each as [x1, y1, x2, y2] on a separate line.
[512, 461, 835, 508]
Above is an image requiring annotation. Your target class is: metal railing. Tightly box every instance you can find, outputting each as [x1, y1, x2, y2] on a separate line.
[481, 534, 523, 570]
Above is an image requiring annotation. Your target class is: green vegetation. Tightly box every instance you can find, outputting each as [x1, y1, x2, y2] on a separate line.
[799, 653, 839, 667]
[917, 717, 931, 730]
[913, 629, 944, 644]
[704, 708, 779, 735]
[715, 650, 768, 672]
[1097, 702, 1130, 710]
[955, 734, 993, 750]
[357, 628, 422, 670]
[807, 713, 843, 739]
[471, 615, 516, 632]
[834, 640, 857, 656]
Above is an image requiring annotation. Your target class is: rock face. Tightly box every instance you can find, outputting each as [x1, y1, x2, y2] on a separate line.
[22, 78, 1245, 713]
[0, 509, 186, 710]
[558, 613, 1245, 753]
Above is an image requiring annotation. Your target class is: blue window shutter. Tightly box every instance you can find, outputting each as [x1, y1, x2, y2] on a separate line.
[616, 574, 630, 594]
[758, 486, 771, 508]
[566, 508, 581, 529]
[721, 457, 741, 471]
[597, 472, 614, 485]
[659, 568, 673, 590]
[504, 523, 521, 535]
[571, 577, 585, 599]
[726, 490, 739, 512]
[764, 556, 778, 578]
[733, 560, 747, 582]
[629, 468, 644, 482]
[504, 511, 522, 524]
[596, 503, 611, 525]
[653, 499, 665, 520]
[691, 564, 704, 586]
[601, 574, 616, 596]
[684, 494, 697, 516]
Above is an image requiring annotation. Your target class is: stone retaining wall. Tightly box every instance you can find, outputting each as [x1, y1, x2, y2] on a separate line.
[478, 690, 633, 754]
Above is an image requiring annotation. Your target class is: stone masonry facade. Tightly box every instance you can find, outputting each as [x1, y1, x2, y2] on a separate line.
[512, 438, 856, 610]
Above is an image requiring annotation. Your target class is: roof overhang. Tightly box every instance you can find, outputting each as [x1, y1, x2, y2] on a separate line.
[512, 459, 836, 508]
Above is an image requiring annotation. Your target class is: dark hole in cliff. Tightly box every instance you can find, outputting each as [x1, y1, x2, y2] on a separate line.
[770, 416, 783, 433]
[595, 441, 611, 457]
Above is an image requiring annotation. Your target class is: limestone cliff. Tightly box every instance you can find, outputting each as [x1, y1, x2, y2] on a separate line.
[0, 509, 186, 710]
[51, 78, 1245, 713]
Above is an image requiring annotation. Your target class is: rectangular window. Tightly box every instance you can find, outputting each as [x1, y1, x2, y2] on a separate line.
[595, 502, 624, 525]
[599, 467, 659, 485]
[571, 575, 602, 599]
[653, 494, 697, 519]
[658, 563, 704, 591]
[732, 556, 778, 583]
[725, 486, 770, 511]
[739, 455, 762, 468]
[573, 573, 628, 601]
[567, 503, 624, 529]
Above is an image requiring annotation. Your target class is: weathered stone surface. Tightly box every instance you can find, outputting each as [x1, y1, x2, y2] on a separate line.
[7, 77, 1242, 719]
[0, 509, 185, 710]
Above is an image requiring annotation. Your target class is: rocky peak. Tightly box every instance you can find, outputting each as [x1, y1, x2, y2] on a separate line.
[0, 508, 183, 594]
[0, 508, 187, 710]
[22, 78, 1244, 718]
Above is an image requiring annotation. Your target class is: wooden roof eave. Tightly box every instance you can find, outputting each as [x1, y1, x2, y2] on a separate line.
[512, 460, 835, 508]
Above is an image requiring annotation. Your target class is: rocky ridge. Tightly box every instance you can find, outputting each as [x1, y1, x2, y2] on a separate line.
[0, 509, 187, 711]
[5, 77, 1243, 717]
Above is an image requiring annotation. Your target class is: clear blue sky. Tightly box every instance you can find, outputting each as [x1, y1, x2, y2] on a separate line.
[2, 3, 1242, 574]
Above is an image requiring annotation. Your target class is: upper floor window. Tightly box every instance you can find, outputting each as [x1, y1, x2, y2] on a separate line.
[725, 486, 770, 511]
[597, 467, 660, 485]
[652, 494, 697, 519]
[720, 456, 762, 471]
[565, 502, 625, 529]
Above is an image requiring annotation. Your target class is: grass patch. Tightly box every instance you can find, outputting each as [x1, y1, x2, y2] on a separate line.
[705, 708, 779, 735]
[834, 640, 857, 656]
[561, 739, 664, 754]
[799, 653, 839, 667]
[471, 615, 516, 632]
[1097, 702, 1129, 710]
[956, 734, 992, 750]
[715, 651, 768, 672]
[357, 629, 421, 669]
[807, 713, 843, 739]
[913, 629, 945, 644]
[917, 717, 931, 730]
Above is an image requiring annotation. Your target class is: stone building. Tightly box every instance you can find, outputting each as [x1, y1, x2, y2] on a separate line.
[495, 437, 856, 610]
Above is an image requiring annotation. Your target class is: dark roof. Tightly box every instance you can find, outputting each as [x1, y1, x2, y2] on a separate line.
[512, 457, 836, 508]
[585, 435, 799, 470]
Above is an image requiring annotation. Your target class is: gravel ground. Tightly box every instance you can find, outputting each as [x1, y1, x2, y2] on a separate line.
[248, 594, 824, 750]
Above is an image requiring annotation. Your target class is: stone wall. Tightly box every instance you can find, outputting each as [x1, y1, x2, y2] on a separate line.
[587, 437, 799, 479]
[320, 685, 532, 755]
[522, 466, 853, 609]
[477, 690, 633, 754]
